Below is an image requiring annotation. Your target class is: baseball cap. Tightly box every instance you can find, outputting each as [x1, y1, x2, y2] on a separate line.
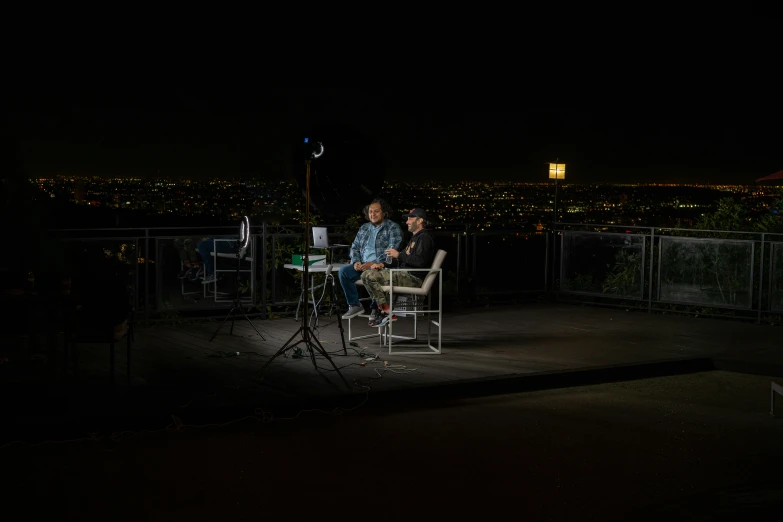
[403, 208, 427, 219]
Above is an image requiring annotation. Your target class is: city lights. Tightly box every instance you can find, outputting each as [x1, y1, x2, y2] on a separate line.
[30, 176, 782, 232]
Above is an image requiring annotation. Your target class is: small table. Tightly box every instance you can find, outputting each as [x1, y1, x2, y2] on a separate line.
[283, 263, 348, 355]
[283, 263, 346, 323]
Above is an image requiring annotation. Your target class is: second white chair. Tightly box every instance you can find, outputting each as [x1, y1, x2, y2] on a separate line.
[348, 249, 446, 355]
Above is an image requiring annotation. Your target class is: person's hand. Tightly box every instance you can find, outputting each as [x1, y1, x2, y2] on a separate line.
[354, 261, 362, 271]
[359, 262, 374, 271]
[370, 263, 384, 270]
[384, 248, 400, 259]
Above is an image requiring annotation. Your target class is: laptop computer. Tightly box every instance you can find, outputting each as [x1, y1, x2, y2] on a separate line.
[312, 226, 349, 249]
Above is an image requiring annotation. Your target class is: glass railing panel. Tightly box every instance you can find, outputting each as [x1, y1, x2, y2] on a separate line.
[560, 231, 646, 299]
[472, 231, 548, 295]
[658, 236, 754, 309]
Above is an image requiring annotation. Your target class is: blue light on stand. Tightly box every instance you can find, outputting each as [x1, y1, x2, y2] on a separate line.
[304, 137, 309, 143]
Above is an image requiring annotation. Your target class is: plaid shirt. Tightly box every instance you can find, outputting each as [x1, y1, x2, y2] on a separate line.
[350, 220, 403, 264]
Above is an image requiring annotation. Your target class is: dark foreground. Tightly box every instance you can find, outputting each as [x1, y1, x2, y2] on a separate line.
[4, 370, 783, 521]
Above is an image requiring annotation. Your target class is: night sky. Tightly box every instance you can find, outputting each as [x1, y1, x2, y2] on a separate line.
[7, 21, 782, 185]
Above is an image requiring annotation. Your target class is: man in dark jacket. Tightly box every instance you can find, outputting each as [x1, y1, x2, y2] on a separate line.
[360, 208, 437, 327]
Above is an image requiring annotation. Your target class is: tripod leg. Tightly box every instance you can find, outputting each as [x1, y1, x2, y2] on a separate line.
[329, 275, 347, 355]
[256, 326, 303, 381]
[336, 313, 347, 356]
[209, 307, 236, 342]
[240, 308, 266, 340]
[230, 303, 236, 336]
[306, 328, 318, 367]
[306, 329, 351, 390]
[295, 284, 304, 321]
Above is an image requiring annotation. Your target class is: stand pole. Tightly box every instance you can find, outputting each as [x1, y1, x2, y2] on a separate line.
[256, 159, 350, 389]
[210, 238, 265, 342]
[552, 177, 558, 292]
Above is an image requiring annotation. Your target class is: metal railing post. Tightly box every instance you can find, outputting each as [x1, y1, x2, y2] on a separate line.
[144, 229, 149, 326]
[455, 233, 461, 296]
[472, 233, 477, 282]
[154, 237, 160, 313]
[648, 228, 655, 314]
[261, 224, 268, 320]
[769, 239, 776, 318]
[464, 225, 469, 282]
[544, 231, 550, 293]
[134, 237, 140, 319]
[758, 233, 765, 325]
[271, 234, 277, 306]
[551, 224, 559, 293]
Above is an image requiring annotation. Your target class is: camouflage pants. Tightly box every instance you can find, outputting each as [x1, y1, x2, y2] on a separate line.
[360, 269, 423, 306]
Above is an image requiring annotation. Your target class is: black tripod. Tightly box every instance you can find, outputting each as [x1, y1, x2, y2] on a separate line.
[210, 222, 265, 342]
[257, 158, 350, 389]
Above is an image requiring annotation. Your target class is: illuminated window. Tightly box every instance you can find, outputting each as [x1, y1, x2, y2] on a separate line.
[548, 163, 566, 180]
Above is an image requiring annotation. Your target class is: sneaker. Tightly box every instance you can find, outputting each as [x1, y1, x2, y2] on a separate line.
[189, 267, 204, 282]
[368, 309, 381, 327]
[178, 267, 193, 279]
[342, 304, 364, 320]
[201, 274, 216, 284]
[375, 313, 398, 328]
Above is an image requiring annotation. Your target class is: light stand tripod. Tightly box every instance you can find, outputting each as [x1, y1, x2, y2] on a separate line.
[257, 156, 350, 389]
[210, 216, 266, 342]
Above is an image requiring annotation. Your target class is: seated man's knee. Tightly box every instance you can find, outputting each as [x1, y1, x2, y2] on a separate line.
[362, 270, 380, 284]
[339, 264, 355, 278]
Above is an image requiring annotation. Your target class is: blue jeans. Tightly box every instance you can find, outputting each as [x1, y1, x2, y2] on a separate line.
[197, 239, 237, 276]
[338, 264, 378, 313]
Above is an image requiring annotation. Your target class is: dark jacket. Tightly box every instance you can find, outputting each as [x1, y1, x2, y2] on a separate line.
[387, 229, 437, 273]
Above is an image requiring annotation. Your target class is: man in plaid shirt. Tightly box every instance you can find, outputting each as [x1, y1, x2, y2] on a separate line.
[340, 198, 403, 320]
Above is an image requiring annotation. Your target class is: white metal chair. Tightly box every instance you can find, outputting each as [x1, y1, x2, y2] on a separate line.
[209, 238, 254, 302]
[348, 249, 446, 355]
